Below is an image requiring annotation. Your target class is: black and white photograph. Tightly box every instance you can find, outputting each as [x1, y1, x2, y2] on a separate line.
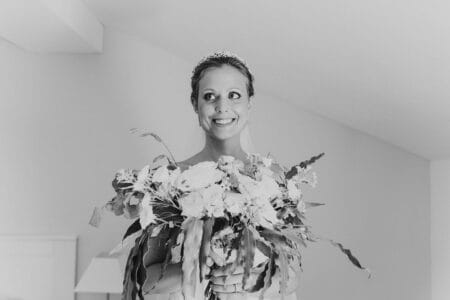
[0, 1, 448, 300]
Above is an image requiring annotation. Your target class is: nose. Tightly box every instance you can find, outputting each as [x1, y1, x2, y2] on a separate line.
[215, 96, 229, 113]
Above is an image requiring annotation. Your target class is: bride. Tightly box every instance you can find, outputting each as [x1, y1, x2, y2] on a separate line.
[141, 52, 299, 300]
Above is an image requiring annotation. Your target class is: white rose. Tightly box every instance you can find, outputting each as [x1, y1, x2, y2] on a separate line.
[258, 174, 281, 199]
[175, 161, 223, 192]
[178, 190, 205, 218]
[237, 174, 260, 199]
[202, 185, 225, 218]
[224, 191, 246, 216]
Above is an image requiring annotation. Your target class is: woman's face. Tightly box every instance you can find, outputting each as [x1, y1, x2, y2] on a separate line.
[195, 65, 251, 141]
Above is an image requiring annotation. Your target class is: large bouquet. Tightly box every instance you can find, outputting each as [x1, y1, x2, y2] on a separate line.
[93, 133, 369, 300]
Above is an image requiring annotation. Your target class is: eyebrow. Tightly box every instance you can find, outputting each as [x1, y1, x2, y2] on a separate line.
[201, 88, 242, 93]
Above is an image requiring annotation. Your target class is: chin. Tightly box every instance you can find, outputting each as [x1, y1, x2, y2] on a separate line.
[208, 130, 241, 141]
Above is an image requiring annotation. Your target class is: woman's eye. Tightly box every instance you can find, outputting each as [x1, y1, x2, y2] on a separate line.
[203, 93, 216, 101]
[229, 91, 241, 100]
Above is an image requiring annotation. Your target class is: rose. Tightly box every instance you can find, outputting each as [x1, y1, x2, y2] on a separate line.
[175, 161, 224, 192]
[223, 191, 246, 216]
[178, 190, 205, 218]
[202, 185, 226, 218]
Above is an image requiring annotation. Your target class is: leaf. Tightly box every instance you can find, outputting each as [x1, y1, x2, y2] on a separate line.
[321, 236, 371, 278]
[304, 201, 325, 209]
[181, 218, 204, 300]
[278, 228, 307, 248]
[152, 154, 169, 164]
[122, 231, 148, 300]
[199, 218, 215, 281]
[259, 227, 289, 246]
[247, 259, 269, 293]
[110, 229, 143, 256]
[285, 153, 325, 179]
[123, 219, 142, 241]
[241, 226, 256, 290]
[275, 246, 289, 298]
[259, 250, 275, 300]
[158, 227, 181, 283]
[88, 206, 103, 227]
[140, 132, 162, 142]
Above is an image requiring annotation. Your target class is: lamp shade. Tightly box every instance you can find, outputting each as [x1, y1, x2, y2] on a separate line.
[75, 253, 123, 294]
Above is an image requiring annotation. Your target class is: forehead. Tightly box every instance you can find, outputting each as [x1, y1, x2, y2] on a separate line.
[199, 65, 248, 90]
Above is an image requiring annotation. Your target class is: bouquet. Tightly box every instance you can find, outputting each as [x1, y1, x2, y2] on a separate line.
[93, 133, 369, 300]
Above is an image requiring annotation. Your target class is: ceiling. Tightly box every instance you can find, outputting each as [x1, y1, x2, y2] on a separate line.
[6, 0, 450, 160]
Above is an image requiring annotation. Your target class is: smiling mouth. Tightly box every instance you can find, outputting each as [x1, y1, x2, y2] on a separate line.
[213, 118, 237, 126]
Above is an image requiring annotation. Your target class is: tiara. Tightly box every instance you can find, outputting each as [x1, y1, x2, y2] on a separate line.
[192, 50, 253, 75]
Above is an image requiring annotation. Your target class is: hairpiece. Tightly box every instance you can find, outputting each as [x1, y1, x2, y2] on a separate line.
[192, 50, 253, 76]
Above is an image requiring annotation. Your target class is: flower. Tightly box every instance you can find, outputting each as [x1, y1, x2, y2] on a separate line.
[139, 193, 156, 229]
[238, 173, 281, 202]
[123, 193, 141, 219]
[261, 156, 273, 168]
[175, 161, 223, 192]
[106, 194, 125, 216]
[287, 179, 302, 200]
[202, 185, 225, 218]
[224, 191, 246, 216]
[152, 165, 170, 183]
[115, 168, 135, 182]
[178, 190, 205, 218]
[133, 165, 151, 192]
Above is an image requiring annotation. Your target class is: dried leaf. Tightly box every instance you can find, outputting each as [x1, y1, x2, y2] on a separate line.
[88, 206, 104, 227]
[285, 153, 325, 179]
[325, 238, 371, 278]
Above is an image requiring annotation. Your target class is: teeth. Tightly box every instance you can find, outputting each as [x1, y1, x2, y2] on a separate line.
[214, 118, 234, 125]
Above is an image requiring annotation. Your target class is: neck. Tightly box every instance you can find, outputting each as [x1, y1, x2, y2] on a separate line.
[201, 134, 248, 162]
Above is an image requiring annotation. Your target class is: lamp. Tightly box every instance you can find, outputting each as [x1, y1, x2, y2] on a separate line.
[75, 252, 123, 300]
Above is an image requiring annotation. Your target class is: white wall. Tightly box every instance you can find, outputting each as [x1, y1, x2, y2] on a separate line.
[431, 160, 450, 300]
[0, 29, 430, 300]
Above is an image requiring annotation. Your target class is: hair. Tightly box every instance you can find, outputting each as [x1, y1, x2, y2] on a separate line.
[190, 52, 254, 108]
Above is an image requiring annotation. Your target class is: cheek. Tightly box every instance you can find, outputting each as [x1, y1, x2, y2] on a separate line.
[197, 104, 213, 122]
[235, 103, 250, 119]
